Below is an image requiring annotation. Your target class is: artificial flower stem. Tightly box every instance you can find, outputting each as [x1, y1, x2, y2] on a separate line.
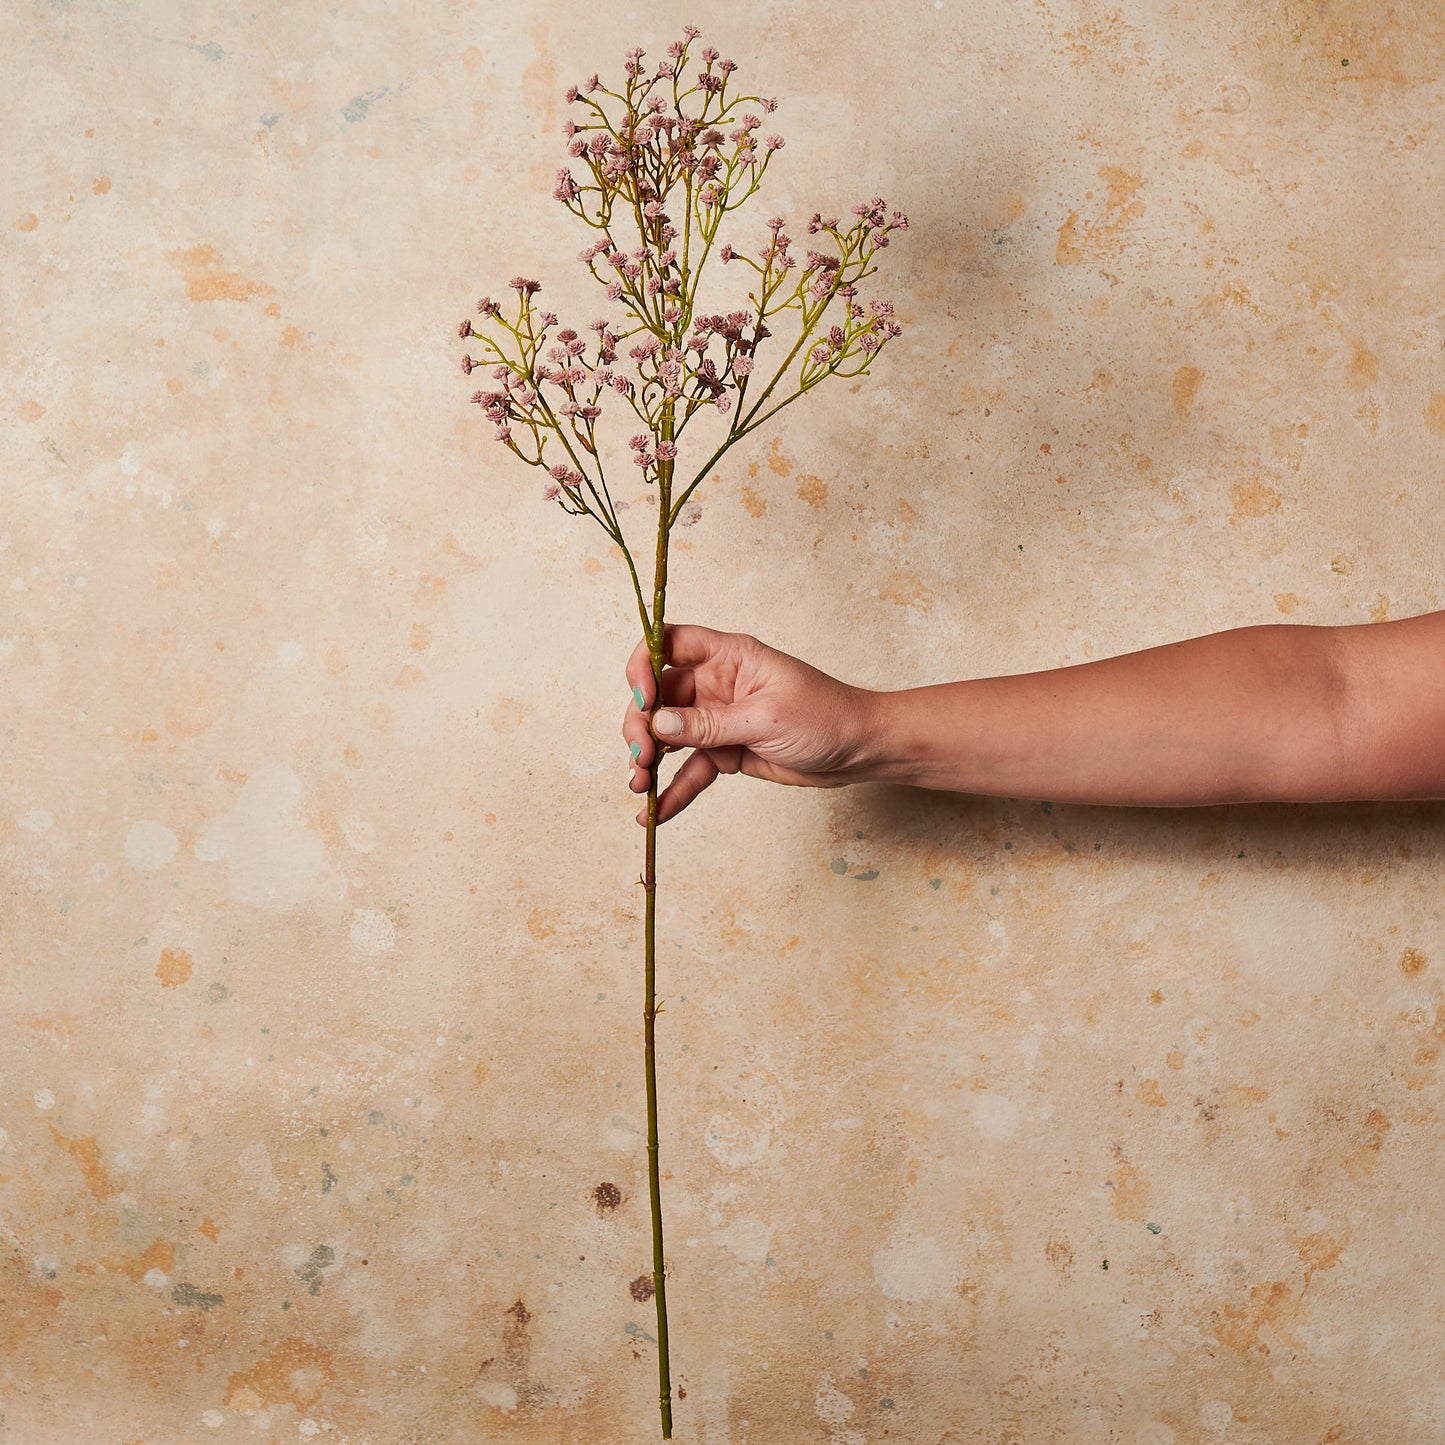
[642, 771, 672, 1440]
[643, 398, 675, 1438]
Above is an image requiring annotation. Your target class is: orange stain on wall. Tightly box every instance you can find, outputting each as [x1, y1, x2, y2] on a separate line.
[1347, 339, 1379, 387]
[796, 474, 828, 508]
[1109, 1158, 1150, 1220]
[1229, 478, 1281, 523]
[1171, 364, 1202, 417]
[878, 569, 933, 611]
[166, 242, 274, 302]
[156, 947, 194, 987]
[1215, 1279, 1302, 1356]
[224, 1337, 336, 1411]
[49, 1127, 121, 1200]
[1056, 166, 1145, 265]
[103, 1239, 176, 1283]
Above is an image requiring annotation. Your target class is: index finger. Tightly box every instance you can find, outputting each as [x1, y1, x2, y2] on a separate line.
[625, 633, 656, 707]
[625, 622, 732, 706]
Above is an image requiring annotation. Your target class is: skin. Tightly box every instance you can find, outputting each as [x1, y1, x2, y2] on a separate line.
[622, 612, 1445, 825]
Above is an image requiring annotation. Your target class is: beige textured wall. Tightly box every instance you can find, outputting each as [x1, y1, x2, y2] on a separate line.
[4, 1, 1445, 1441]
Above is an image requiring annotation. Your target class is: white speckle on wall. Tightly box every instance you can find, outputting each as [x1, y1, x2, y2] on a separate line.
[123, 820, 179, 869]
[873, 1230, 951, 1302]
[194, 763, 343, 910]
[814, 1372, 856, 1425]
[236, 1142, 282, 1204]
[341, 815, 377, 852]
[349, 908, 396, 954]
[971, 1092, 1022, 1140]
[475, 1381, 518, 1411]
[1199, 1400, 1234, 1433]
[710, 1214, 773, 1263]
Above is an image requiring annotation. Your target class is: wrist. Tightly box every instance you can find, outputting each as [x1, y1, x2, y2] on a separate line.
[848, 686, 926, 786]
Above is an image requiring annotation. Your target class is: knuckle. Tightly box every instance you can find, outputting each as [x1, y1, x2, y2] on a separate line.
[688, 710, 715, 747]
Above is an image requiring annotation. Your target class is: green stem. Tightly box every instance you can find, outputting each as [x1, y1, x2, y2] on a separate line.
[644, 401, 675, 1440]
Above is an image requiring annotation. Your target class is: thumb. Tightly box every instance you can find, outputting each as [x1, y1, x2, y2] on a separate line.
[650, 703, 758, 751]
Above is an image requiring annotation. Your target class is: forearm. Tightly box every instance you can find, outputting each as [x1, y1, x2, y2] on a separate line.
[862, 624, 1361, 806]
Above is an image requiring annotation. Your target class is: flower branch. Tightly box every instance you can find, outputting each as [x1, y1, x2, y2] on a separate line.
[460, 26, 909, 1438]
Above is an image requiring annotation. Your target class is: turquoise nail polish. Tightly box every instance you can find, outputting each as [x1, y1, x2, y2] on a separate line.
[630, 741, 641, 760]
[632, 686, 645, 708]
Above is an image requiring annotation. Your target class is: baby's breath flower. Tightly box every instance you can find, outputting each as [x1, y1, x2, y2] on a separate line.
[461, 35, 909, 1444]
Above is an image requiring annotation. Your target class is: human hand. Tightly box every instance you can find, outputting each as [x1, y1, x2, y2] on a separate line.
[622, 623, 883, 825]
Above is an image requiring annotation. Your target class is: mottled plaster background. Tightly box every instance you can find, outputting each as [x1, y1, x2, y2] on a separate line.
[3, 1, 1445, 1441]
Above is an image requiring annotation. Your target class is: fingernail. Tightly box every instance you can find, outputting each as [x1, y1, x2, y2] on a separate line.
[632, 686, 645, 708]
[629, 741, 641, 760]
[653, 710, 682, 737]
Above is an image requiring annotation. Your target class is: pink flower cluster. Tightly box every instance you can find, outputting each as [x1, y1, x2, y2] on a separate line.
[551, 29, 783, 243]
[462, 26, 909, 515]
